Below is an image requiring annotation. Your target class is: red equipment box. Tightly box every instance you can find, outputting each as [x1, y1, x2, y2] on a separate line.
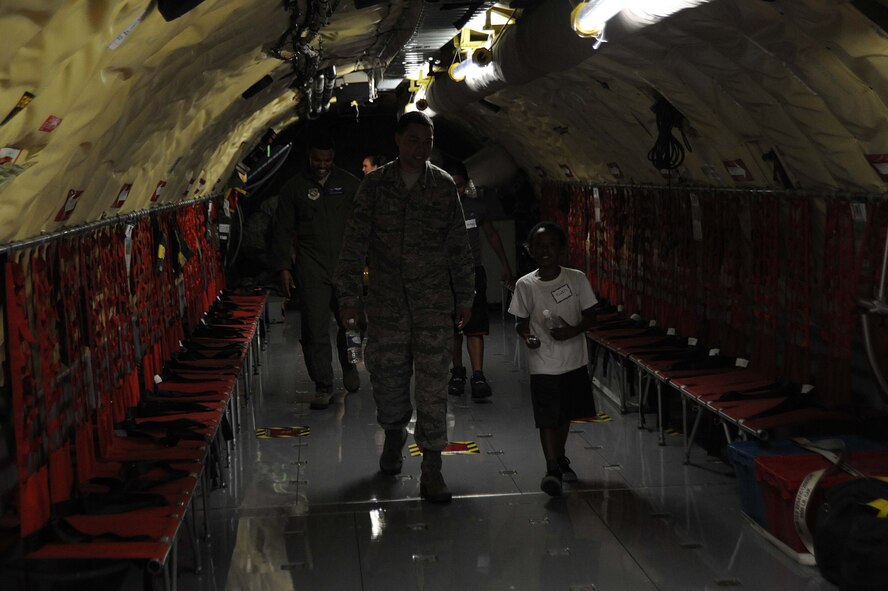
[754, 451, 888, 554]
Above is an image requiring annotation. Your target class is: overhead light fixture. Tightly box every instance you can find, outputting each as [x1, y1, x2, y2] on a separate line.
[449, 47, 493, 82]
[571, 0, 626, 46]
[448, 58, 476, 82]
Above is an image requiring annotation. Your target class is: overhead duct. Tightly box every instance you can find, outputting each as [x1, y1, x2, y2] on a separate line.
[426, 0, 713, 115]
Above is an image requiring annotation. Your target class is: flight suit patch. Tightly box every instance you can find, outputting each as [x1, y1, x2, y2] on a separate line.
[307, 187, 321, 200]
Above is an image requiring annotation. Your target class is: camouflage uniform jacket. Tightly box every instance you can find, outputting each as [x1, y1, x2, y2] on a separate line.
[334, 160, 475, 313]
[270, 166, 361, 278]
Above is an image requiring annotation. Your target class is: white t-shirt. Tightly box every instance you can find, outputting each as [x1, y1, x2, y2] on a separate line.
[509, 267, 598, 375]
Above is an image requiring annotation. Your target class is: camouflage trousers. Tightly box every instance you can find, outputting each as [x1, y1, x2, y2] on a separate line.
[365, 304, 451, 451]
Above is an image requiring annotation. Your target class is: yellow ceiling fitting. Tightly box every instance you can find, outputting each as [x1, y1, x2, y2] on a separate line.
[487, 6, 517, 30]
[465, 4, 516, 34]
[408, 76, 432, 94]
[571, 0, 625, 40]
[444, 4, 516, 85]
[455, 27, 491, 51]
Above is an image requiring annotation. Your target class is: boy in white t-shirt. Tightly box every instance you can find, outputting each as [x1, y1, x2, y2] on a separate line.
[508, 222, 598, 496]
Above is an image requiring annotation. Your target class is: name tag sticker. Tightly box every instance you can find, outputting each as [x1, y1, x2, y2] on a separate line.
[465, 219, 477, 229]
[551, 284, 572, 303]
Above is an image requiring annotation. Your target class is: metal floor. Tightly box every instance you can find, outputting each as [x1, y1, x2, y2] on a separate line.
[153, 312, 834, 590]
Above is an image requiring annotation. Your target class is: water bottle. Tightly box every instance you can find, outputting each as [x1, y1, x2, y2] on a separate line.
[465, 179, 478, 200]
[543, 309, 564, 331]
[346, 319, 362, 364]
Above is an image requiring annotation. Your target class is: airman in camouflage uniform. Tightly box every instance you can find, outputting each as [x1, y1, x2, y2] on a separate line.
[334, 112, 474, 503]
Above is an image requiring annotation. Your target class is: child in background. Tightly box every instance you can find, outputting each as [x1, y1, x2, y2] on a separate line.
[508, 222, 598, 496]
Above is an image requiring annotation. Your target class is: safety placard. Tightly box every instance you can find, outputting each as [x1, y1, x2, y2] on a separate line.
[256, 426, 310, 438]
[865, 154, 888, 181]
[150, 180, 166, 202]
[0, 147, 22, 165]
[408, 441, 479, 456]
[571, 412, 613, 424]
[112, 183, 133, 208]
[39, 116, 62, 132]
[722, 159, 753, 182]
[182, 178, 196, 197]
[55, 189, 83, 221]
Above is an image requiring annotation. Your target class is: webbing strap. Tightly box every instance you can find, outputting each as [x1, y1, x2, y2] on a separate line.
[567, 185, 587, 272]
[141, 400, 213, 414]
[89, 469, 192, 494]
[822, 202, 856, 358]
[50, 518, 154, 544]
[125, 417, 208, 445]
[790, 438, 867, 555]
[53, 490, 169, 518]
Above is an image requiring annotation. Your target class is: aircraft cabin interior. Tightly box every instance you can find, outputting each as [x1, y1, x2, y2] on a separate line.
[1, 1, 887, 590]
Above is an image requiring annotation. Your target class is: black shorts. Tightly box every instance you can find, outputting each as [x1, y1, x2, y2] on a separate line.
[457, 266, 489, 336]
[530, 366, 597, 428]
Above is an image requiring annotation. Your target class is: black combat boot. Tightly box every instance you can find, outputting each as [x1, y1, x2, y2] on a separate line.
[379, 428, 407, 475]
[420, 450, 452, 503]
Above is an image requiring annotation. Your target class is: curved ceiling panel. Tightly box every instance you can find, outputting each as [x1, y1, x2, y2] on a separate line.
[0, 0, 415, 244]
[1, 0, 887, 247]
[436, 0, 888, 193]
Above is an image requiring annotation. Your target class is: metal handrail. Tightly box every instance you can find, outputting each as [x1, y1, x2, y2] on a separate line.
[0, 193, 219, 255]
[550, 180, 887, 201]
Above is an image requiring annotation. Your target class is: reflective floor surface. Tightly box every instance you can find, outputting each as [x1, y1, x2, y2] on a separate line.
[9, 311, 838, 590]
